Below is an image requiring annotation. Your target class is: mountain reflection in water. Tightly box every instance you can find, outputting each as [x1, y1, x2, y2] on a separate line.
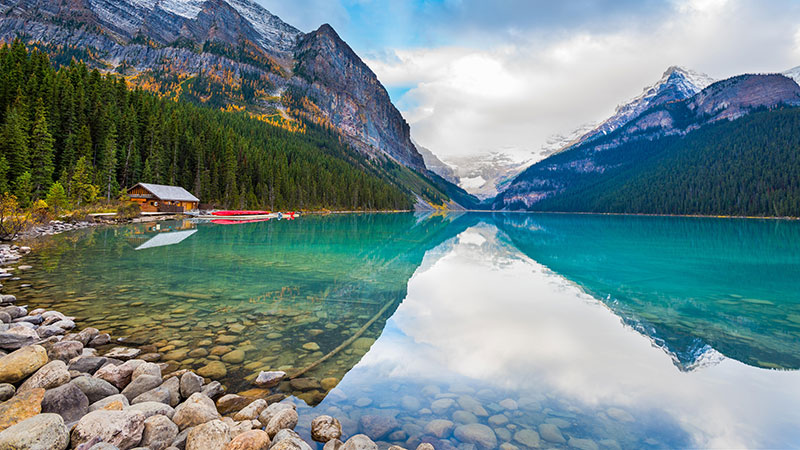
[9, 213, 800, 448]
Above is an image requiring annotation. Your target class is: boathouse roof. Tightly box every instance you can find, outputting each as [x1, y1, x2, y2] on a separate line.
[128, 183, 200, 202]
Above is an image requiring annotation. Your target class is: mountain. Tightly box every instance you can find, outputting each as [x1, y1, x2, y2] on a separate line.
[494, 72, 800, 216]
[784, 65, 800, 85]
[413, 140, 458, 185]
[544, 66, 715, 156]
[446, 152, 531, 200]
[0, 0, 427, 172]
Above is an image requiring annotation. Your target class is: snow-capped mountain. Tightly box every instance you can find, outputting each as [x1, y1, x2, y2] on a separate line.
[544, 66, 715, 155]
[414, 141, 459, 185]
[445, 152, 532, 200]
[785, 65, 800, 85]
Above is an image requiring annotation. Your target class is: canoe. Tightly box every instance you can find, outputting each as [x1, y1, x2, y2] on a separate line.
[211, 219, 271, 225]
[212, 210, 272, 216]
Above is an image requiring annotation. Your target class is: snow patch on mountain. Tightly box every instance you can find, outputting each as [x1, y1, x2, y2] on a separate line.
[222, 0, 301, 52]
[445, 152, 531, 200]
[543, 66, 715, 156]
[157, 0, 205, 19]
[785, 65, 800, 85]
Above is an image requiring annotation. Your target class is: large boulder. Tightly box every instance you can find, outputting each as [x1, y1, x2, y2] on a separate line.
[0, 387, 45, 432]
[68, 356, 108, 374]
[233, 399, 267, 421]
[70, 409, 146, 449]
[172, 393, 221, 430]
[88, 393, 129, 412]
[216, 394, 255, 415]
[41, 381, 90, 424]
[0, 413, 69, 450]
[72, 375, 120, 403]
[311, 415, 342, 443]
[270, 429, 312, 450]
[341, 434, 378, 450]
[186, 419, 230, 450]
[180, 371, 204, 399]
[257, 402, 295, 427]
[140, 414, 179, 450]
[265, 408, 299, 438]
[0, 345, 48, 383]
[18, 360, 70, 392]
[225, 429, 271, 450]
[94, 360, 144, 389]
[132, 362, 162, 380]
[122, 374, 162, 401]
[161, 376, 181, 407]
[128, 401, 175, 420]
[45, 340, 83, 362]
[132, 385, 172, 405]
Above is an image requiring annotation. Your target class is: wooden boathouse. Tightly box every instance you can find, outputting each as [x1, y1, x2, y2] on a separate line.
[126, 183, 200, 213]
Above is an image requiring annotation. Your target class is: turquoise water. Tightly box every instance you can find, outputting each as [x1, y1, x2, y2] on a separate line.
[7, 213, 800, 448]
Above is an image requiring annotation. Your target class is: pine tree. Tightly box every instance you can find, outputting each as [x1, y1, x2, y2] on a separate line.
[71, 156, 97, 206]
[28, 100, 55, 199]
[0, 105, 28, 182]
[45, 181, 68, 215]
[14, 171, 32, 208]
[100, 123, 118, 201]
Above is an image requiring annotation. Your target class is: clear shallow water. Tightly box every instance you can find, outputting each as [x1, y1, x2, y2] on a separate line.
[7, 213, 800, 449]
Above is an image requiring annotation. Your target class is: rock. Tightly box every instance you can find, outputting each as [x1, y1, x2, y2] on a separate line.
[424, 419, 454, 439]
[105, 347, 142, 360]
[323, 439, 343, 450]
[265, 408, 298, 438]
[358, 415, 398, 441]
[453, 424, 497, 450]
[606, 407, 635, 423]
[141, 414, 179, 450]
[19, 360, 71, 392]
[289, 377, 321, 391]
[270, 429, 312, 450]
[46, 340, 84, 362]
[89, 334, 111, 347]
[171, 427, 191, 449]
[70, 409, 146, 450]
[0, 312, 9, 324]
[341, 434, 378, 450]
[89, 394, 130, 412]
[133, 386, 172, 405]
[123, 374, 163, 401]
[568, 437, 599, 450]
[253, 371, 285, 388]
[186, 419, 230, 450]
[132, 362, 162, 380]
[69, 356, 108, 374]
[539, 423, 566, 444]
[128, 401, 176, 420]
[73, 375, 121, 403]
[52, 319, 76, 330]
[225, 429, 271, 450]
[0, 413, 69, 450]
[452, 410, 478, 425]
[37, 324, 66, 338]
[0, 331, 36, 350]
[499, 398, 518, 411]
[320, 377, 338, 391]
[0, 383, 14, 401]
[311, 415, 342, 443]
[94, 360, 144, 390]
[72, 327, 100, 346]
[173, 393, 221, 430]
[41, 381, 90, 424]
[0, 387, 44, 432]
[513, 429, 540, 448]
[430, 398, 454, 415]
[197, 361, 227, 379]
[457, 395, 488, 417]
[233, 399, 267, 421]
[180, 372, 204, 399]
[0, 345, 48, 383]
[201, 381, 224, 399]
[257, 402, 296, 427]
[216, 394, 254, 415]
[221, 350, 245, 364]
[488, 414, 509, 427]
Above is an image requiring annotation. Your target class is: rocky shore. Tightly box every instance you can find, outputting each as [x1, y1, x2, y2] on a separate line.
[0, 247, 430, 450]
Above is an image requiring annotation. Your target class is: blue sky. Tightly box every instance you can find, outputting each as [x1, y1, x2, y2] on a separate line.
[259, 0, 800, 164]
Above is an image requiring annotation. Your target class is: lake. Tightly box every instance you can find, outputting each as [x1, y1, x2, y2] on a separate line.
[7, 213, 800, 449]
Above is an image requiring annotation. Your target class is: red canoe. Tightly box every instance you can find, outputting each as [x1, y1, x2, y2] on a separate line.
[211, 219, 271, 225]
[211, 210, 272, 216]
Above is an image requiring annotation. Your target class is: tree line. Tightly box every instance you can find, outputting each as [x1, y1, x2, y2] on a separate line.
[0, 40, 412, 211]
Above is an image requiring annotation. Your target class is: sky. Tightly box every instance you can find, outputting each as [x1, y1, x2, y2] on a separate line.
[258, 0, 800, 165]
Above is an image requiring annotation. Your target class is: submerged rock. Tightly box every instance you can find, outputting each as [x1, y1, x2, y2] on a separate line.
[539, 423, 566, 444]
[454, 423, 497, 450]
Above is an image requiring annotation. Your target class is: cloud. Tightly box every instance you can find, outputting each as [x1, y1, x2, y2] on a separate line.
[363, 0, 800, 163]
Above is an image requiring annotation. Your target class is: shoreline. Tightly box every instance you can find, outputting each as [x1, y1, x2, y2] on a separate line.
[0, 240, 402, 450]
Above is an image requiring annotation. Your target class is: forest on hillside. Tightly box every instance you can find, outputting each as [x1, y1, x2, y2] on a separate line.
[523, 107, 800, 217]
[0, 40, 414, 211]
